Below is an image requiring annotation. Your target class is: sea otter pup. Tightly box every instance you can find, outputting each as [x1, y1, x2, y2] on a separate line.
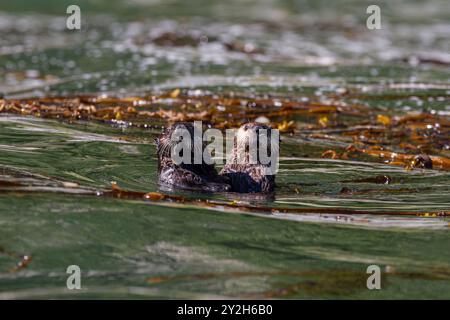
[155, 122, 230, 192]
[220, 122, 278, 193]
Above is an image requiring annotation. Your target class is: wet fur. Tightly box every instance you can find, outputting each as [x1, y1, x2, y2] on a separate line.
[220, 122, 277, 193]
[156, 122, 230, 192]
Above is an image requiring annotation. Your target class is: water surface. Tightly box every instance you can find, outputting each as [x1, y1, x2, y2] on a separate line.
[0, 0, 449, 299]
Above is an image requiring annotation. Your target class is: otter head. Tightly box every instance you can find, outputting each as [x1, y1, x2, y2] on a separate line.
[232, 122, 279, 168]
[411, 154, 433, 169]
[155, 122, 204, 164]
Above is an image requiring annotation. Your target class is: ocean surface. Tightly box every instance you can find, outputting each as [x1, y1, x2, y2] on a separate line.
[0, 0, 449, 298]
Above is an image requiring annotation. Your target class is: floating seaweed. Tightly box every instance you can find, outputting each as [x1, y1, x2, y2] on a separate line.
[0, 177, 448, 218]
[1, 88, 449, 174]
[0, 246, 32, 273]
[0, 89, 449, 223]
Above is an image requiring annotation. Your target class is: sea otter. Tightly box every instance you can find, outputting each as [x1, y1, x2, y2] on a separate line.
[220, 122, 278, 193]
[412, 154, 433, 169]
[155, 122, 231, 192]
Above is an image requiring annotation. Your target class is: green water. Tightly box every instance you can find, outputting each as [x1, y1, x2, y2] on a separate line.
[0, 0, 449, 299]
